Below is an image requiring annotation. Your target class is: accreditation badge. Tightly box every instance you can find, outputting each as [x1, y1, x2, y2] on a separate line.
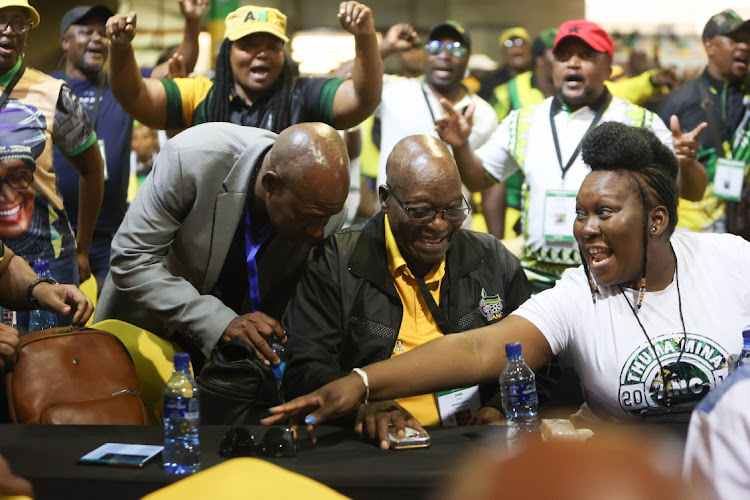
[713, 158, 745, 201]
[98, 139, 109, 181]
[543, 190, 576, 242]
[435, 386, 481, 426]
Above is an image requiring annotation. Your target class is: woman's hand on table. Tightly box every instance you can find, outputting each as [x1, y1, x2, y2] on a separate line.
[355, 400, 426, 450]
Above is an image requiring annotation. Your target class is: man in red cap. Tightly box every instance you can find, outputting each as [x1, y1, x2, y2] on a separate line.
[434, 19, 705, 292]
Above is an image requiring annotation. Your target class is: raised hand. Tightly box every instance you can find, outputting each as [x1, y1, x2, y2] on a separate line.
[670, 115, 708, 164]
[337, 2, 375, 37]
[178, 0, 208, 22]
[435, 99, 474, 147]
[380, 23, 418, 57]
[221, 312, 287, 365]
[106, 12, 137, 47]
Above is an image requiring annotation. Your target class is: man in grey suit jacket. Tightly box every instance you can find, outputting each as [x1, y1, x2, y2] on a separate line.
[94, 122, 350, 364]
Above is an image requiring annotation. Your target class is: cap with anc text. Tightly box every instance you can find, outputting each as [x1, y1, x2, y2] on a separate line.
[428, 20, 471, 48]
[224, 5, 289, 43]
[702, 9, 750, 40]
[553, 20, 614, 60]
[0, 0, 39, 28]
[60, 5, 114, 37]
[499, 27, 530, 46]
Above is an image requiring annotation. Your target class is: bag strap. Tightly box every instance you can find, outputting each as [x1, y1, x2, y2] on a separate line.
[415, 276, 451, 335]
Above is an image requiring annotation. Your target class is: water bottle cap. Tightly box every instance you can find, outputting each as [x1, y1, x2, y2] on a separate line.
[173, 352, 191, 369]
[743, 328, 750, 339]
[505, 342, 522, 358]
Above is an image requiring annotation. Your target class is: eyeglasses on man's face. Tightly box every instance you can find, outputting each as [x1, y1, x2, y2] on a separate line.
[0, 169, 34, 191]
[0, 16, 31, 34]
[220, 427, 296, 458]
[424, 40, 468, 59]
[387, 186, 471, 225]
[504, 37, 526, 48]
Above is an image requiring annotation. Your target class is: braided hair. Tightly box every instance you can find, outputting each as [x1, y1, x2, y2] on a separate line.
[210, 39, 299, 132]
[579, 121, 679, 305]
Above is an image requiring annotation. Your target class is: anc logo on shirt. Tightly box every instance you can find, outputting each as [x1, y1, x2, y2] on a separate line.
[479, 288, 504, 322]
[618, 333, 729, 418]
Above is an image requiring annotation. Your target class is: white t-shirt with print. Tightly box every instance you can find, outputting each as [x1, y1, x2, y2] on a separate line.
[512, 231, 750, 422]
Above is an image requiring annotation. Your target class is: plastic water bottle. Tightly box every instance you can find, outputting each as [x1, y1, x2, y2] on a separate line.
[500, 342, 539, 425]
[500, 343, 540, 449]
[163, 352, 200, 475]
[27, 260, 57, 332]
[271, 342, 287, 391]
[734, 329, 750, 370]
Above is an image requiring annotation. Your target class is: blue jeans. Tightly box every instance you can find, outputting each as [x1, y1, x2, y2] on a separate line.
[88, 234, 113, 297]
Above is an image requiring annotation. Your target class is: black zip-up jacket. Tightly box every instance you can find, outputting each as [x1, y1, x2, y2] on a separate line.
[282, 212, 532, 412]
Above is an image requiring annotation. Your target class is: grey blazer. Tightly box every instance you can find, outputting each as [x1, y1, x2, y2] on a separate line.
[94, 122, 345, 358]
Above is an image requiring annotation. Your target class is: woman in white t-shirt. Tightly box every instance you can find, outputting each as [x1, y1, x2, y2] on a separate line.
[265, 122, 750, 432]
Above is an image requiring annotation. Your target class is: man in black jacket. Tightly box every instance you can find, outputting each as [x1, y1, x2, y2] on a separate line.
[659, 9, 750, 233]
[282, 135, 531, 449]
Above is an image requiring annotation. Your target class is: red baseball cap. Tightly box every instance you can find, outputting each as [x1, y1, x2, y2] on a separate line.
[553, 20, 614, 60]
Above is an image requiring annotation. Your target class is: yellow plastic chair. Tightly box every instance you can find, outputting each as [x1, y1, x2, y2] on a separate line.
[142, 458, 349, 500]
[78, 276, 98, 326]
[91, 319, 188, 423]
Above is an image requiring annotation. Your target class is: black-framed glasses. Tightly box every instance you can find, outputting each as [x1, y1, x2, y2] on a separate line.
[0, 169, 34, 191]
[387, 186, 471, 225]
[424, 40, 467, 58]
[0, 17, 31, 34]
[220, 427, 296, 458]
[504, 37, 525, 48]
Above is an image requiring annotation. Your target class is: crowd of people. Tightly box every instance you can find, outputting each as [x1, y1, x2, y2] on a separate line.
[1, 0, 750, 497]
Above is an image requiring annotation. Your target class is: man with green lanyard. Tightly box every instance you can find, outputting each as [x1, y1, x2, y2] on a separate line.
[435, 20, 705, 293]
[659, 9, 750, 234]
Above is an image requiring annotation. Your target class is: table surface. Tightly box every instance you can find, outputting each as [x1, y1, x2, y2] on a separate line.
[0, 423, 510, 500]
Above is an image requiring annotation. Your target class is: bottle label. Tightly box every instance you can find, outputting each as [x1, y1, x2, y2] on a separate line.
[505, 381, 538, 407]
[164, 396, 199, 420]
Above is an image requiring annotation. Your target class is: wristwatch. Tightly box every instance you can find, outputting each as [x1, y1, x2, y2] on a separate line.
[27, 277, 58, 307]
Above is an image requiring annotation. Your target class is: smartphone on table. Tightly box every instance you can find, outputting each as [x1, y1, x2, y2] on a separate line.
[388, 426, 431, 450]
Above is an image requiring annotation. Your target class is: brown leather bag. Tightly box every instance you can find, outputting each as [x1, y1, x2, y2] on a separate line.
[6, 326, 149, 425]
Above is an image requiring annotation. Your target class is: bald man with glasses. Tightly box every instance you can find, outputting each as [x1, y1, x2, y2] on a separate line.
[281, 135, 531, 449]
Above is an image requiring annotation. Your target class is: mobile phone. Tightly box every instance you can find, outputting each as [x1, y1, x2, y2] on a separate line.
[79, 443, 163, 468]
[388, 426, 431, 450]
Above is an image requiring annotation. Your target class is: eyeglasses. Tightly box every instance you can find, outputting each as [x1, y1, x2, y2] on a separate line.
[424, 40, 467, 58]
[387, 186, 471, 225]
[504, 37, 526, 48]
[220, 427, 296, 458]
[0, 17, 31, 34]
[0, 169, 34, 191]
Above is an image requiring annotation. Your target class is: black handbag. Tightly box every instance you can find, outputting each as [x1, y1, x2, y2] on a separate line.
[196, 339, 282, 425]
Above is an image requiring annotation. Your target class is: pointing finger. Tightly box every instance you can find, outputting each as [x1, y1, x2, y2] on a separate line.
[669, 115, 682, 138]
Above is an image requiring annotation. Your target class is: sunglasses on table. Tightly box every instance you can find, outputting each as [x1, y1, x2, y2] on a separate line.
[220, 427, 296, 458]
[424, 40, 468, 58]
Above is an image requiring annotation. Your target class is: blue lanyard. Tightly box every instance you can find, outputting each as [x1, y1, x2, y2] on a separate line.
[244, 206, 272, 312]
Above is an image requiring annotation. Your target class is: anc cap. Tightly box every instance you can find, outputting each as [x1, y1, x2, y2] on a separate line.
[428, 20, 471, 48]
[60, 5, 114, 37]
[554, 20, 614, 60]
[499, 26, 530, 46]
[0, 0, 39, 28]
[224, 5, 289, 43]
[702, 9, 750, 40]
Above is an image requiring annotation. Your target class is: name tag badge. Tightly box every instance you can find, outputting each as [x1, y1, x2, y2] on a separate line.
[98, 139, 109, 181]
[713, 158, 745, 201]
[543, 190, 576, 242]
[435, 385, 481, 426]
